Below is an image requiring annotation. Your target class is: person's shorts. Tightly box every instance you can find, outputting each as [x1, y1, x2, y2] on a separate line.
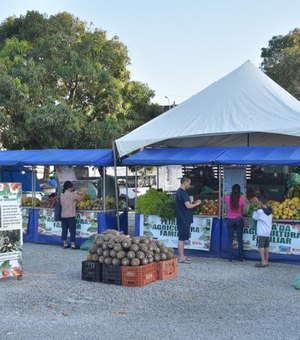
[177, 225, 191, 241]
[257, 236, 270, 248]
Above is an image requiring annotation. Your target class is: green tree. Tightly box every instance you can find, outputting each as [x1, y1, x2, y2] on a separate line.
[261, 28, 300, 100]
[0, 11, 161, 150]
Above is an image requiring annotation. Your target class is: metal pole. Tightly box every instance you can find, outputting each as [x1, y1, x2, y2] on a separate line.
[218, 165, 222, 219]
[103, 166, 106, 213]
[156, 166, 159, 189]
[125, 166, 129, 209]
[32, 166, 36, 209]
[113, 142, 120, 231]
[134, 167, 138, 206]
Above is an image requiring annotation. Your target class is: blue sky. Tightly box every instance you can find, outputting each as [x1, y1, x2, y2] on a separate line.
[1, 0, 299, 104]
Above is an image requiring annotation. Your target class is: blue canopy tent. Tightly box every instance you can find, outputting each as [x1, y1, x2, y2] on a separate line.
[215, 146, 300, 165]
[0, 166, 41, 191]
[122, 146, 300, 166]
[123, 146, 300, 263]
[122, 147, 228, 166]
[0, 149, 127, 245]
[122, 147, 228, 258]
[0, 149, 114, 166]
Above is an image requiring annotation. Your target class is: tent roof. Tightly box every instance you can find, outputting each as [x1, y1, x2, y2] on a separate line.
[122, 146, 300, 166]
[216, 146, 300, 165]
[116, 60, 300, 157]
[0, 149, 113, 166]
[122, 147, 227, 165]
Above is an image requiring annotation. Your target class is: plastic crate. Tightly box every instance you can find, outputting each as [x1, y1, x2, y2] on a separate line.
[102, 264, 122, 285]
[121, 263, 157, 287]
[82, 261, 102, 282]
[157, 258, 178, 280]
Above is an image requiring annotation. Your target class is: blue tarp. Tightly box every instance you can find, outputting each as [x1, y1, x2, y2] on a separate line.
[122, 146, 300, 166]
[0, 149, 114, 166]
[122, 147, 228, 165]
[216, 146, 300, 165]
[1, 166, 41, 191]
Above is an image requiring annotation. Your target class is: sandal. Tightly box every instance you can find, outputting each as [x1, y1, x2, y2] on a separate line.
[178, 259, 192, 264]
[255, 263, 267, 268]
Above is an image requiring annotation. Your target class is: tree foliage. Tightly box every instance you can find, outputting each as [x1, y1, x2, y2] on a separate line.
[261, 28, 300, 100]
[0, 11, 161, 149]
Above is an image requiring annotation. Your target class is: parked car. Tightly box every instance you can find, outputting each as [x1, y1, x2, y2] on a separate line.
[119, 181, 149, 209]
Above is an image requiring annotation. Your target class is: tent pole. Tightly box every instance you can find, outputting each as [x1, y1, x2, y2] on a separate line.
[125, 167, 129, 208]
[113, 142, 120, 231]
[103, 167, 106, 212]
[218, 165, 222, 219]
[247, 133, 250, 147]
[32, 166, 36, 209]
[134, 167, 137, 206]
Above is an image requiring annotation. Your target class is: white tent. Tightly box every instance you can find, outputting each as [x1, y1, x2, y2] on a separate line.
[116, 60, 300, 157]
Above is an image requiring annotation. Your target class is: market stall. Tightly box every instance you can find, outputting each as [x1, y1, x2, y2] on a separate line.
[123, 147, 225, 257]
[0, 149, 128, 246]
[123, 146, 300, 263]
[217, 146, 300, 263]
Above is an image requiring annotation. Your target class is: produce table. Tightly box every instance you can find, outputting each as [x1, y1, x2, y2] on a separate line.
[135, 213, 221, 257]
[221, 218, 300, 263]
[22, 207, 128, 246]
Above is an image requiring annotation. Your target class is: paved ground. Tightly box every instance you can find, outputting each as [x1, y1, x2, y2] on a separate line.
[1, 243, 300, 340]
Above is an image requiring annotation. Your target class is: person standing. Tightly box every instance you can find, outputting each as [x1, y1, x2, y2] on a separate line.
[224, 184, 247, 262]
[252, 195, 272, 268]
[60, 181, 82, 249]
[176, 177, 200, 264]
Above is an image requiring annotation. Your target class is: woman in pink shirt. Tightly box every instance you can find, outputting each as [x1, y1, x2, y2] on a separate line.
[60, 181, 82, 249]
[224, 184, 246, 262]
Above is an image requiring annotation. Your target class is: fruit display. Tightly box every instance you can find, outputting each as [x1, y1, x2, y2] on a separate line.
[77, 196, 117, 211]
[269, 197, 300, 220]
[22, 197, 41, 207]
[86, 230, 175, 266]
[41, 195, 60, 208]
[195, 199, 219, 216]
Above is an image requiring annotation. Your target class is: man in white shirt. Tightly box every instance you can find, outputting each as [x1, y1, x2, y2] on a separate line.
[252, 195, 273, 268]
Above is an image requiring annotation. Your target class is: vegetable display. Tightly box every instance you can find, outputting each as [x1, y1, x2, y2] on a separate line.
[135, 188, 176, 219]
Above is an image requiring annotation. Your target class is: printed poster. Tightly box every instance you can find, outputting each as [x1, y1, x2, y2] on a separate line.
[140, 214, 212, 251]
[0, 183, 23, 279]
[223, 167, 246, 196]
[76, 211, 98, 238]
[0, 251, 23, 279]
[38, 209, 62, 236]
[38, 209, 98, 239]
[243, 218, 300, 255]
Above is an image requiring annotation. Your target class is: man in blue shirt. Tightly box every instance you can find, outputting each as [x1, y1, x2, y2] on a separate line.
[176, 177, 200, 264]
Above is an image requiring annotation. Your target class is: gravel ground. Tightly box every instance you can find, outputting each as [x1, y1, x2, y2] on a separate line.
[1, 243, 300, 340]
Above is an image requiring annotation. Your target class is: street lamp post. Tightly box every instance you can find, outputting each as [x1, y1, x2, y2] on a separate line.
[165, 96, 171, 110]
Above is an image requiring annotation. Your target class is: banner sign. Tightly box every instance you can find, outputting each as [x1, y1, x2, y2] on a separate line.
[243, 218, 300, 255]
[0, 183, 23, 279]
[38, 209, 98, 239]
[139, 214, 212, 251]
